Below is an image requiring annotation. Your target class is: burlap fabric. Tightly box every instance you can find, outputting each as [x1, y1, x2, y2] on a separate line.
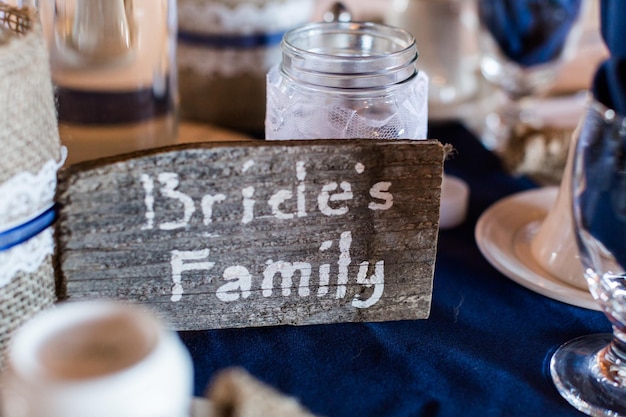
[206, 368, 318, 417]
[0, 5, 61, 371]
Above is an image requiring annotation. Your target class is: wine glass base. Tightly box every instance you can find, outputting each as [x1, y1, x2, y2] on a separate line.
[550, 333, 626, 416]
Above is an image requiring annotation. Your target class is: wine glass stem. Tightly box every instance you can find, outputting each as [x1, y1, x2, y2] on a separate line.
[597, 328, 626, 387]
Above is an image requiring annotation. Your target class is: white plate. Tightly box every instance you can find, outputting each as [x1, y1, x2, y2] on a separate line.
[475, 187, 601, 311]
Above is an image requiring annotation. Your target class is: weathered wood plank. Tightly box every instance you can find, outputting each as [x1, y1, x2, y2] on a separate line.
[55, 139, 445, 330]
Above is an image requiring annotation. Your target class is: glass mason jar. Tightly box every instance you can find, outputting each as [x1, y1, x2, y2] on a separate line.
[39, 0, 178, 165]
[265, 21, 429, 140]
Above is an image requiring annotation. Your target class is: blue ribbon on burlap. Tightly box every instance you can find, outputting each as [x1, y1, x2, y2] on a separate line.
[0, 205, 57, 252]
[178, 30, 285, 49]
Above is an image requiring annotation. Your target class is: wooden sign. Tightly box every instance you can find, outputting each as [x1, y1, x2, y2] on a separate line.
[55, 139, 446, 330]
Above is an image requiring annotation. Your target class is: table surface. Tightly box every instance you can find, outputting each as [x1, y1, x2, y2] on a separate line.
[51, 3, 610, 415]
[178, 121, 610, 417]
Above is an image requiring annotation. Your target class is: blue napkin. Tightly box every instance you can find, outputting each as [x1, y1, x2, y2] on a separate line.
[478, 0, 584, 67]
[592, 0, 626, 115]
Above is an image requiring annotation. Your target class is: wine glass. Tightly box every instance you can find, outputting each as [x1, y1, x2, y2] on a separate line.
[550, 99, 626, 416]
[477, 0, 588, 151]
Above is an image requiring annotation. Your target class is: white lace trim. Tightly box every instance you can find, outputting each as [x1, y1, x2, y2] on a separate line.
[178, 44, 282, 78]
[178, 0, 314, 34]
[0, 148, 66, 288]
[0, 228, 54, 288]
[0, 147, 67, 231]
[265, 68, 429, 140]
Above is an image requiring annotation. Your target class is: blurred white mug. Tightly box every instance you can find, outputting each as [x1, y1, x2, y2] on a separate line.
[0, 300, 193, 417]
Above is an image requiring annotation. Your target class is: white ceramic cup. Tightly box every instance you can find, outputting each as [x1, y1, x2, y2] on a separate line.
[0, 300, 193, 417]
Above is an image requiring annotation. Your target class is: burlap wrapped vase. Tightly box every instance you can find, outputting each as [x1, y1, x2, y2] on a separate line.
[177, 0, 315, 135]
[0, 4, 64, 370]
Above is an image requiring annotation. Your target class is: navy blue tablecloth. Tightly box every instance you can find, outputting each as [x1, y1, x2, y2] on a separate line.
[179, 122, 610, 416]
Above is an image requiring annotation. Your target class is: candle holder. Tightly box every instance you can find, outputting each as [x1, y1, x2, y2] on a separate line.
[265, 20, 429, 140]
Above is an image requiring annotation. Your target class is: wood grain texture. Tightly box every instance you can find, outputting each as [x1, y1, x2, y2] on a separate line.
[56, 139, 445, 330]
